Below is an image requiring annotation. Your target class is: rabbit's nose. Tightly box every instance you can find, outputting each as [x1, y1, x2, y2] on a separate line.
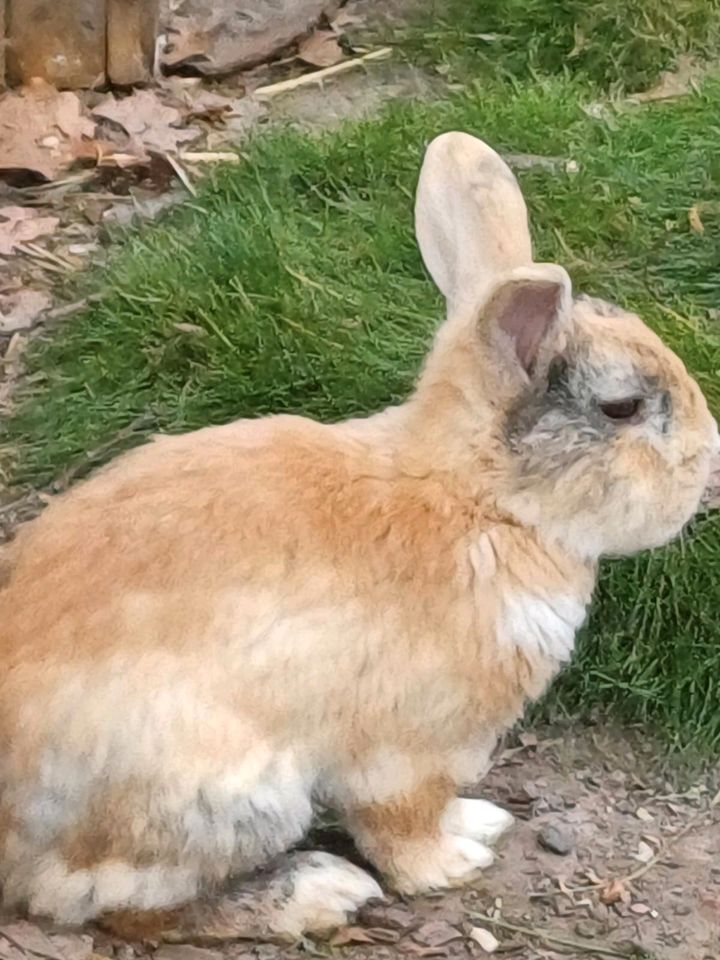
[702, 428, 720, 508]
[703, 468, 720, 508]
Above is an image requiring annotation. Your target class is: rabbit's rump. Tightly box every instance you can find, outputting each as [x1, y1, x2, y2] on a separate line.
[0, 661, 315, 922]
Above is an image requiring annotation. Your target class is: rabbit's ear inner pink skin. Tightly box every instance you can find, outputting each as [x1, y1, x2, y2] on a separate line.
[477, 266, 571, 380]
[488, 281, 562, 374]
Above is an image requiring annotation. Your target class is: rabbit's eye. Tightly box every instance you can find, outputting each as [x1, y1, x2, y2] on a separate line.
[600, 398, 642, 420]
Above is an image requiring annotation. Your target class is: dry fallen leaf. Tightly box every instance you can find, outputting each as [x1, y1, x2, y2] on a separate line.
[329, 927, 375, 946]
[46, 934, 94, 960]
[688, 205, 704, 234]
[298, 29, 344, 67]
[630, 55, 702, 103]
[0, 288, 52, 333]
[180, 90, 246, 126]
[0, 80, 96, 182]
[0, 922, 67, 960]
[635, 806, 654, 822]
[469, 926, 500, 954]
[92, 90, 201, 155]
[330, 8, 365, 32]
[599, 878, 628, 905]
[412, 920, 463, 947]
[0, 207, 60, 256]
[173, 321, 207, 336]
[634, 840, 655, 863]
[629, 903, 651, 915]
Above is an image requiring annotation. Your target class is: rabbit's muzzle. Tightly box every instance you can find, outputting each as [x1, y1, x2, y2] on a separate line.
[702, 462, 720, 508]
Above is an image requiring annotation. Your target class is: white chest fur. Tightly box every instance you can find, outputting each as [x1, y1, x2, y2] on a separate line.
[497, 589, 589, 665]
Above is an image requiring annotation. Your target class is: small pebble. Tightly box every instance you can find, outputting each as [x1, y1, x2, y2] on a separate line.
[575, 919, 604, 938]
[537, 822, 574, 855]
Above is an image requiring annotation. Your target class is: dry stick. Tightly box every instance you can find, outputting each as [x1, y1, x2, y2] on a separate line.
[44, 294, 103, 323]
[254, 47, 393, 99]
[164, 153, 198, 197]
[180, 152, 240, 164]
[469, 913, 638, 959]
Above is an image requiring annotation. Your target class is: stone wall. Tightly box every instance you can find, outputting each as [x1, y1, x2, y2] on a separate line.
[0, 0, 338, 89]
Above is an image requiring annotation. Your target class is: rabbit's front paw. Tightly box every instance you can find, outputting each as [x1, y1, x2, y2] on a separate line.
[442, 797, 514, 846]
[390, 833, 494, 894]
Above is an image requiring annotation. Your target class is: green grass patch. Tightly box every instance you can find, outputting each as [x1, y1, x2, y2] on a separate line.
[398, 0, 720, 94]
[4, 74, 720, 752]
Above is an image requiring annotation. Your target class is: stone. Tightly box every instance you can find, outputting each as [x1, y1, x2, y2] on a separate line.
[575, 919, 605, 939]
[160, 0, 340, 75]
[537, 822, 574, 856]
[6, 0, 106, 88]
[108, 0, 159, 84]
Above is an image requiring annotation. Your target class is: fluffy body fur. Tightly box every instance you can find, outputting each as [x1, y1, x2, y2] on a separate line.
[1, 133, 717, 940]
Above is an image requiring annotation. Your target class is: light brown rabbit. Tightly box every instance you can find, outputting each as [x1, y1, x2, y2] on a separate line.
[1, 133, 718, 942]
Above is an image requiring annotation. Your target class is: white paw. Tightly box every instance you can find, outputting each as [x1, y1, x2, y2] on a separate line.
[276, 852, 383, 937]
[392, 833, 494, 894]
[442, 797, 514, 846]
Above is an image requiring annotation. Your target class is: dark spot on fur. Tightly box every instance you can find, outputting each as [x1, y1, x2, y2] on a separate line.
[0, 556, 12, 590]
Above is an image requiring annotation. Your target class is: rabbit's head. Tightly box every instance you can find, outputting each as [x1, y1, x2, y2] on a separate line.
[413, 133, 719, 559]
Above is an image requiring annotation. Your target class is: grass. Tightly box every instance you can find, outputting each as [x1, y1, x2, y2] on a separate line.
[3, 12, 720, 752]
[399, 0, 720, 94]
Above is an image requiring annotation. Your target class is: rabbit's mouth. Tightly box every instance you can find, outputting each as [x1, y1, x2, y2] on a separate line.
[701, 463, 720, 508]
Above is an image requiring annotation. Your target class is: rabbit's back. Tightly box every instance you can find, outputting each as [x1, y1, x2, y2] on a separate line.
[0, 408, 593, 923]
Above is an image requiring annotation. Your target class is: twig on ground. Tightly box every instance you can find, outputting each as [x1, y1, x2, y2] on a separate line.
[180, 152, 241, 164]
[164, 153, 198, 196]
[254, 47, 392, 99]
[44, 294, 103, 323]
[468, 913, 644, 958]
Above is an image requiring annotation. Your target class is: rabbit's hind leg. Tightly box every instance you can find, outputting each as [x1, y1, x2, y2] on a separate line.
[101, 851, 383, 943]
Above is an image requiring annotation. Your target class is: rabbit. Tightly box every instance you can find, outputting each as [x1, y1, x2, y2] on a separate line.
[1, 132, 718, 944]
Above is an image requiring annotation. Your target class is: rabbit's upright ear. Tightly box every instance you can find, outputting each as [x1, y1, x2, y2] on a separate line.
[480, 263, 572, 376]
[415, 132, 533, 313]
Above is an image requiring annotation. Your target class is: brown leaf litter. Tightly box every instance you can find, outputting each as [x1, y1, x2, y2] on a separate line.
[0, 208, 60, 257]
[628, 54, 705, 103]
[0, 286, 51, 333]
[0, 921, 92, 960]
[92, 90, 202, 157]
[298, 29, 345, 68]
[0, 80, 96, 183]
